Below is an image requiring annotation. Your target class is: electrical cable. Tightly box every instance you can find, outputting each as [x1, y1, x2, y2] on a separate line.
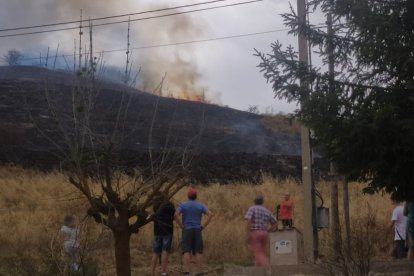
[19, 23, 330, 62]
[0, 0, 263, 38]
[19, 28, 290, 61]
[0, 0, 240, 32]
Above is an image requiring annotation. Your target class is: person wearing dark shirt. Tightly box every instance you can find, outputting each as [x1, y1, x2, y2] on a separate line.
[151, 194, 175, 276]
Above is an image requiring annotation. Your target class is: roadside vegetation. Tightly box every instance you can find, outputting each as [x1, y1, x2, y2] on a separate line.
[0, 166, 394, 275]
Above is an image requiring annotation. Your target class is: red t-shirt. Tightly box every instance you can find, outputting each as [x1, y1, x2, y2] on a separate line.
[279, 199, 294, 220]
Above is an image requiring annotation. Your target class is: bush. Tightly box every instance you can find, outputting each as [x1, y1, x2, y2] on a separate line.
[321, 205, 381, 276]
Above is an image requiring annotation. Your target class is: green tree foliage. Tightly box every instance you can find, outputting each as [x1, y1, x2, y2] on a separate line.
[255, 0, 414, 199]
[3, 49, 23, 65]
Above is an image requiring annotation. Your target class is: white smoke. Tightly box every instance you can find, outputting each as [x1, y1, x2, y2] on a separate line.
[0, 0, 210, 99]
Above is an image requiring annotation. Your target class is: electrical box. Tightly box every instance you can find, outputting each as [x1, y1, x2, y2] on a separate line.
[317, 207, 330, 228]
[270, 228, 303, 266]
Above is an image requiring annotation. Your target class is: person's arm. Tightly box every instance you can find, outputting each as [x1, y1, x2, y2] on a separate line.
[268, 212, 278, 232]
[174, 210, 183, 229]
[202, 210, 214, 229]
[268, 222, 278, 232]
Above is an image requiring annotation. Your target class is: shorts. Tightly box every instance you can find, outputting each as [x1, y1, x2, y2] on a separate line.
[282, 219, 293, 228]
[391, 240, 408, 259]
[153, 234, 173, 253]
[182, 229, 203, 254]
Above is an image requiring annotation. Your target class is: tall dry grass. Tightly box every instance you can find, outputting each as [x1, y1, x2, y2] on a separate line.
[0, 167, 394, 275]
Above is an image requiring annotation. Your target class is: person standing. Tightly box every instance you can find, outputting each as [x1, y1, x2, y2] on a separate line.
[175, 188, 213, 276]
[279, 192, 294, 229]
[150, 194, 176, 276]
[404, 201, 414, 261]
[60, 215, 80, 272]
[388, 200, 407, 259]
[245, 195, 278, 267]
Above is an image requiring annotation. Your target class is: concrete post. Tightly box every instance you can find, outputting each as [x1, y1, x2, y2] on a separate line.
[297, 0, 317, 263]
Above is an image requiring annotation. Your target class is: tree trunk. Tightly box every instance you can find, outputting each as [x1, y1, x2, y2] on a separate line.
[342, 178, 351, 253]
[330, 163, 341, 258]
[113, 230, 132, 276]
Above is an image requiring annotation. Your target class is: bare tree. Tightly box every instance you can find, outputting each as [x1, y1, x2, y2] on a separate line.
[247, 105, 260, 114]
[32, 21, 201, 276]
[3, 49, 23, 65]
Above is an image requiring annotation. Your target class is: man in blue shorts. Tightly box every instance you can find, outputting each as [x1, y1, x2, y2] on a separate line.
[151, 194, 176, 276]
[175, 188, 213, 276]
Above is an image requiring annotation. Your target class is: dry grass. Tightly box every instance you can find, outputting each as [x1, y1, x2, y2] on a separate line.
[261, 114, 301, 135]
[0, 167, 394, 275]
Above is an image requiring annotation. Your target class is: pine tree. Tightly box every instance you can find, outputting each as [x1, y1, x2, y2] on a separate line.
[255, 0, 414, 199]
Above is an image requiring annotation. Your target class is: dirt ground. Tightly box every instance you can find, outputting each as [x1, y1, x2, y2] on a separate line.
[223, 261, 414, 276]
[96, 255, 414, 276]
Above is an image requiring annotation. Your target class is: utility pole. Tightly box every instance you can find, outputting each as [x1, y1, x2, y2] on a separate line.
[297, 0, 318, 263]
[78, 9, 83, 71]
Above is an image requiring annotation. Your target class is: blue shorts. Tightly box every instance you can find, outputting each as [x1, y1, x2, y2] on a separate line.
[153, 234, 173, 253]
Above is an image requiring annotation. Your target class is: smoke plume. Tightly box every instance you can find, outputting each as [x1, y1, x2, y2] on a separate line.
[0, 0, 209, 100]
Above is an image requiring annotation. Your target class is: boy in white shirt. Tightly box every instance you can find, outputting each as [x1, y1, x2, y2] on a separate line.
[389, 200, 408, 259]
[61, 215, 80, 271]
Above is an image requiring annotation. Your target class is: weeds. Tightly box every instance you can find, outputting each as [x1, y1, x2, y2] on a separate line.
[0, 167, 394, 273]
[321, 204, 385, 276]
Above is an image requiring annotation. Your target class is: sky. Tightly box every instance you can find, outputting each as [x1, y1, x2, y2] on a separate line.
[0, 0, 310, 114]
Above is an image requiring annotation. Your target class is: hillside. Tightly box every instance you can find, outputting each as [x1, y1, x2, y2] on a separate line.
[0, 66, 305, 182]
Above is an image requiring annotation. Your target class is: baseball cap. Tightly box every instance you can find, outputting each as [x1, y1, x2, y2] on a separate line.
[187, 187, 197, 197]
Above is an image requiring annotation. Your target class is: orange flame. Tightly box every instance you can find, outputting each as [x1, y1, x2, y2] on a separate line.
[192, 95, 202, 102]
[175, 90, 207, 103]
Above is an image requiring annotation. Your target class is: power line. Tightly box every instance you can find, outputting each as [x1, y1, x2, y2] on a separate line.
[20, 28, 291, 61]
[0, 0, 236, 32]
[20, 23, 331, 62]
[0, 0, 263, 38]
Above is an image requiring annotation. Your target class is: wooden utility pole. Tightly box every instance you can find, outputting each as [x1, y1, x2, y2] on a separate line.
[78, 9, 83, 71]
[297, 0, 318, 262]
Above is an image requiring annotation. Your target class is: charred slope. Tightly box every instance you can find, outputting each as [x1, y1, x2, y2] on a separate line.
[0, 66, 305, 182]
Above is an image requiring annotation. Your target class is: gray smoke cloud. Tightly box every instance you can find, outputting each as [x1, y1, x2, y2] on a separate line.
[0, 0, 210, 100]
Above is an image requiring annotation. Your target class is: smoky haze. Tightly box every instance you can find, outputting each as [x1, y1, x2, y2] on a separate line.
[0, 0, 210, 100]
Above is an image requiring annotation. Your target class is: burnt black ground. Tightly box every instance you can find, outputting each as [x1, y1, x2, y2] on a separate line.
[0, 66, 320, 183]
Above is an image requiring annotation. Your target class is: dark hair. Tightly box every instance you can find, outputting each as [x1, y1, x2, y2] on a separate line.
[254, 195, 264, 205]
[63, 215, 75, 226]
[188, 193, 197, 200]
[153, 193, 168, 212]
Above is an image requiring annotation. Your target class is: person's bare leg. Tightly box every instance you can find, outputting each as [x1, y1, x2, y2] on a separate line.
[161, 251, 169, 274]
[182, 252, 191, 273]
[195, 253, 203, 274]
[150, 253, 159, 275]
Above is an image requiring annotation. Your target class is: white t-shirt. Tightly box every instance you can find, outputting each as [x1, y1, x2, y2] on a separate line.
[391, 205, 407, 241]
[60, 225, 80, 250]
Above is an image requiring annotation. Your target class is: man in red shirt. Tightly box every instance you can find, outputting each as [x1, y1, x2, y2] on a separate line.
[279, 192, 294, 230]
